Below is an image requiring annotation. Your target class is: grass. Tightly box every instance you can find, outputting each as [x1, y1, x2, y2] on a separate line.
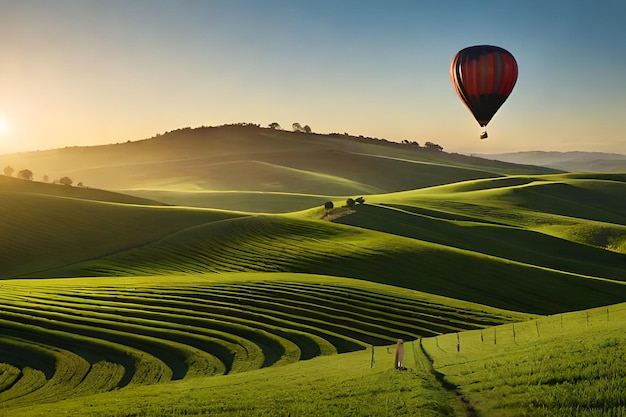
[2, 132, 626, 415]
[3, 173, 626, 314]
[5, 296, 624, 416]
[5, 343, 459, 417]
[0, 125, 558, 200]
[421, 302, 626, 416]
[0, 191, 246, 278]
[30, 212, 626, 315]
[120, 190, 336, 213]
[0, 273, 527, 412]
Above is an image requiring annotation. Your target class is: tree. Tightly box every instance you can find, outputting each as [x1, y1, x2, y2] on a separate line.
[292, 122, 303, 132]
[77, 181, 84, 187]
[324, 201, 334, 210]
[3, 165, 14, 177]
[268, 122, 281, 130]
[355, 196, 365, 204]
[424, 141, 443, 151]
[59, 176, 73, 186]
[346, 198, 356, 208]
[302, 125, 312, 134]
[17, 169, 33, 181]
[42, 175, 49, 182]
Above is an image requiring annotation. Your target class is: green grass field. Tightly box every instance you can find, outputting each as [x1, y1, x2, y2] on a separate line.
[1, 128, 625, 416]
[422, 302, 626, 416]
[4, 341, 458, 417]
[0, 274, 528, 414]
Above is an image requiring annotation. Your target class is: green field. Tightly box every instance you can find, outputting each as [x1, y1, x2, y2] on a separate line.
[1, 127, 625, 416]
[422, 303, 626, 416]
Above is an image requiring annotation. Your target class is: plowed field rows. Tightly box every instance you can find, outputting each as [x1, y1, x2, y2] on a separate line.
[0, 278, 515, 408]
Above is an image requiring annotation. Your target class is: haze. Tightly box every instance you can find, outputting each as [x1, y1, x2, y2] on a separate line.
[1, 0, 624, 155]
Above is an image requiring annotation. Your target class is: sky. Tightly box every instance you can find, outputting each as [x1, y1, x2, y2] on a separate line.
[1, 0, 625, 155]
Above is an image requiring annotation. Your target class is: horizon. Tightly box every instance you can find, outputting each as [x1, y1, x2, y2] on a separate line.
[1, 1, 625, 156]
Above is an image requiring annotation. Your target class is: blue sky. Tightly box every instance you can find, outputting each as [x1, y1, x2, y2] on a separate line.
[1, 0, 625, 154]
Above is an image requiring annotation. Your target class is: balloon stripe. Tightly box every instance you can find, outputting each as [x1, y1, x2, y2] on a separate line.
[493, 52, 503, 95]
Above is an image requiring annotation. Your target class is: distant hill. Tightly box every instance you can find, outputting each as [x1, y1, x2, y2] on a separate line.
[0, 174, 165, 206]
[0, 125, 559, 212]
[474, 151, 626, 172]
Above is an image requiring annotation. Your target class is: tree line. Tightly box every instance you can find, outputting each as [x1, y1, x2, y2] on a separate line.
[3, 165, 81, 186]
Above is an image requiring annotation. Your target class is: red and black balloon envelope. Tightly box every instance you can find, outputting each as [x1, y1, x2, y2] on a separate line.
[450, 45, 518, 134]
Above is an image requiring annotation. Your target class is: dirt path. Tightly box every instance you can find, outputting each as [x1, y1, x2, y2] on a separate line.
[411, 339, 479, 417]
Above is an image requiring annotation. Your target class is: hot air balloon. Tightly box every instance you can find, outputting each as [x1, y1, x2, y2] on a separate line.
[450, 45, 518, 139]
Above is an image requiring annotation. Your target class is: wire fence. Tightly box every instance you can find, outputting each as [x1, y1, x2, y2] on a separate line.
[429, 304, 626, 354]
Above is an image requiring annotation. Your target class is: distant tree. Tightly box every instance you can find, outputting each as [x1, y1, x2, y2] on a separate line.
[42, 175, 50, 182]
[17, 169, 33, 181]
[346, 198, 356, 208]
[59, 176, 73, 186]
[268, 122, 281, 130]
[292, 122, 303, 132]
[302, 125, 312, 134]
[3, 165, 14, 177]
[324, 201, 334, 210]
[77, 181, 84, 187]
[424, 141, 443, 151]
[355, 196, 365, 204]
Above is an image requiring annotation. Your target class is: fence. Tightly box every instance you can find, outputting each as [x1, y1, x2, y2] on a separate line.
[428, 303, 626, 354]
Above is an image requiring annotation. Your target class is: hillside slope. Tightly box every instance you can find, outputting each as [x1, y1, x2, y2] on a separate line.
[3, 173, 625, 315]
[0, 179, 245, 278]
[0, 126, 559, 210]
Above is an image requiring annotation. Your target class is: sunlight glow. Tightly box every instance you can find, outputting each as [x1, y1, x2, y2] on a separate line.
[0, 116, 9, 135]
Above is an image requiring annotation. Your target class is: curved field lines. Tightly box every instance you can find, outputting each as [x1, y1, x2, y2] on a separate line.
[0, 278, 516, 408]
[32, 215, 387, 277]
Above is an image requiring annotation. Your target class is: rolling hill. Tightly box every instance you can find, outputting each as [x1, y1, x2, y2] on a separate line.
[475, 150, 626, 172]
[0, 125, 559, 212]
[1, 126, 625, 415]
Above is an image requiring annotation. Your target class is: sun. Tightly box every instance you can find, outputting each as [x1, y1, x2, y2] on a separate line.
[0, 116, 9, 135]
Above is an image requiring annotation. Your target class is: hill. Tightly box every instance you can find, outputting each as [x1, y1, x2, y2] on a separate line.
[0, 274, 531, 413]
[475, 150, 626, 172]
[2, 172, 625, 315]
[0, 125, 559, 212]
[0, 174, 165, 206]
[2, 127, 625, 415]
[5, 290, 623, 416]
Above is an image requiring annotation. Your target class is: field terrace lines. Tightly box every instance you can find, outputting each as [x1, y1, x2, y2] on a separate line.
[0, 280, 518, 408]
[39, 216, 380, 277]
